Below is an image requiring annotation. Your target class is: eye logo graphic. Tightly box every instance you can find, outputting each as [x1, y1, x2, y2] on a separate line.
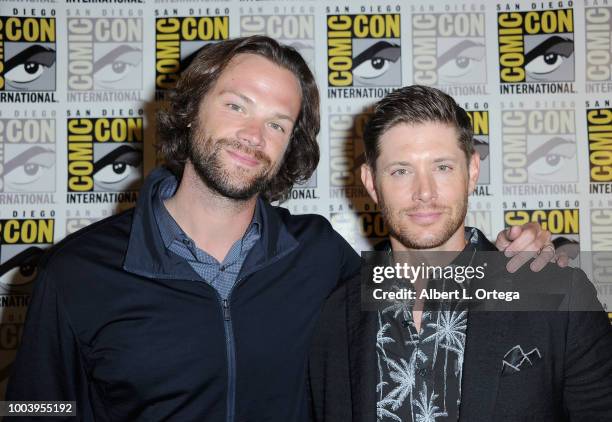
[327, 14, 401, 88]
[0, 17, 56, 92]
[466, 110, 489, 184]
[502, 109, 577, 187]
[0, 218, 54, 294]
[67, 118, 143, 193]
[67, 18, 142, 98]
[412, 13, 486, 91]
[0, 118, 55, 193]
[498, 9, 575, 89]
[155, 16, 229, 96]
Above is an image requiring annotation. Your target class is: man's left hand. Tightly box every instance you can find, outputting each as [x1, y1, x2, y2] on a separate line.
[495, 223, 561, 273]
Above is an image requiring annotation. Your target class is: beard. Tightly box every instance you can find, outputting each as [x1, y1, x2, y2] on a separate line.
[188, 132, 274, 201]
[379, 193, 468, 250]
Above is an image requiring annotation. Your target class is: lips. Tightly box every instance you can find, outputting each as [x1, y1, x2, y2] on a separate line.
[406, 210, 444, 225]
[226, 149, 260, 167]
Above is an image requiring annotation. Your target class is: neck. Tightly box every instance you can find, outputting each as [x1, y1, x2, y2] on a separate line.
[164, 164, 257, 262]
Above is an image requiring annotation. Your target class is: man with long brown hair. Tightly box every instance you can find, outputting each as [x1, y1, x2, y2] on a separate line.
[8, 37, 555, 422]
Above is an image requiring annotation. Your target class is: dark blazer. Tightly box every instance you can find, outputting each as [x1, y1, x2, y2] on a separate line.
[309, 234, 612, 422]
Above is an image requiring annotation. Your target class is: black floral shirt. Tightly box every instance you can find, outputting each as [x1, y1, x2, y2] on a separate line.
[376, 228, 479, 422]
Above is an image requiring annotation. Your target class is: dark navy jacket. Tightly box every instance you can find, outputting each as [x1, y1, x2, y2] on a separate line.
[6, 168, 361, 422]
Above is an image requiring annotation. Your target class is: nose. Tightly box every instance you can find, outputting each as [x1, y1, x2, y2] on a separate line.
[236, 118, 264, 148]
[412, 171, 437, 202]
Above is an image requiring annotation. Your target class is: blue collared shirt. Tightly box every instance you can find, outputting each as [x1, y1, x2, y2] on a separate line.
[152, 175, 261, 299]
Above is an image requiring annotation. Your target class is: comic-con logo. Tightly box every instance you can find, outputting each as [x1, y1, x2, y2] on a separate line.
[466, 109, 490, 186]
[0, 217, 53, 293]
[241, 13, 315, 70]
[586, 106, 612, 193]
[497, 7, 575, 94]
[67, 16, 143, 101]
[0, 15, 56, 102]
[412, 11, 487, 95]
[502, 107, 578, 195]
[327, 13, 401, 98]
[504, 208, 579, 243]
[590, 209, 612, 309]
[155, 15, 229, 98]
[585, 6, 612, 92]
[67, 117, 143, 199]
[0, 117, 55, 192]
[329, 110, 369, 199]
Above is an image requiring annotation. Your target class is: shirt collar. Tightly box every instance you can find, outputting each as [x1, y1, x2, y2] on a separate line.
[152, 174, 262, 250]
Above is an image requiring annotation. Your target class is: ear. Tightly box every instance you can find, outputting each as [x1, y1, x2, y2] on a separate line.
[360, 163, 379, 204]
[467, 150, 481, 194]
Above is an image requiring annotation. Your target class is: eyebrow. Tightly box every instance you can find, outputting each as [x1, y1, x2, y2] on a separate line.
[352, 41, 400, 68]
[5, 45, 56, 72]
[525, 36, 574, 63]
[93, 45, 142, 73]
[437, 40, 485, 67]
[527, 136, 575, 165]
[219, 89, 296, 123]
[93, 145, 142, 174]
[2, 146, 54, 175]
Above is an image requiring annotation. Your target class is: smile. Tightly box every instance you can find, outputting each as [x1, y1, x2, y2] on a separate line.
[226, 149, 260, 167]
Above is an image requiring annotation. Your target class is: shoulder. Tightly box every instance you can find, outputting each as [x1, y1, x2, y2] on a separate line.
[37, 209, 135, 285]
[271, 205, 350, 245]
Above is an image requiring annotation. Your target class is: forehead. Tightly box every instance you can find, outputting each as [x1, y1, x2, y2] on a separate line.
[377, 121, 462, 158]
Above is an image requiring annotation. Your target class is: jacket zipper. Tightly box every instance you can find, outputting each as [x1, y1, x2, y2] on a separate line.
[220, 297, 236, 422]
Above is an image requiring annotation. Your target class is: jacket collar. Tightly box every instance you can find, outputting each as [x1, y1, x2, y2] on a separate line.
[122, 167, 298, 279]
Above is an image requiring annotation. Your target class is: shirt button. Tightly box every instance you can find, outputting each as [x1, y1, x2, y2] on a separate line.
[402, 320, 410, 328]
[182, 238, 190, 245]
[219, 265, 225, 272]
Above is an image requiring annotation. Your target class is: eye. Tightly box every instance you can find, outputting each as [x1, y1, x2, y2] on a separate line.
[437, 41, 485, 81]
[93, 45, 141, 87]
[352, 41, 400, 80]
[5, 62, 46, 83]
[4, 45, 56, 85]
[436, 164, 452, 172]
[527, 137, 576, 176]
[268, 122, 285, 133]
[353, 57, 391, 79]
[93, 146, 142, 186]
[390, 168, 408, 176]
[524, 35, 574, 76]
[3, 147, 55, 187]
[227, 103, 244, 112]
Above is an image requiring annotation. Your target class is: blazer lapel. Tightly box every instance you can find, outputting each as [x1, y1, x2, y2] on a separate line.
[347, 276, 377, 422]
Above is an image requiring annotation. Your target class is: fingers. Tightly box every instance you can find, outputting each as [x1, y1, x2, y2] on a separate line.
[504, 223, 542, 257]
[496, 226, 520, 253]
[506, 251, 536, 273]
[555, 252, 570, 268]
[529, 245, 555, 272]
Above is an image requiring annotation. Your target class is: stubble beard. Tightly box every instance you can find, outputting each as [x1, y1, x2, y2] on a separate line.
[188, 132, 274, 201]
[379, 192, 468, 250]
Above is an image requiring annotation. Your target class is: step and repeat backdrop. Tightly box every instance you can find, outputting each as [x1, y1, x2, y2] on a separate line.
[0, 0, 610, 396]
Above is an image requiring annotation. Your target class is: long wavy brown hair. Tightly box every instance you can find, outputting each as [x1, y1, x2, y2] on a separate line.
[156, 36, 320, 202]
